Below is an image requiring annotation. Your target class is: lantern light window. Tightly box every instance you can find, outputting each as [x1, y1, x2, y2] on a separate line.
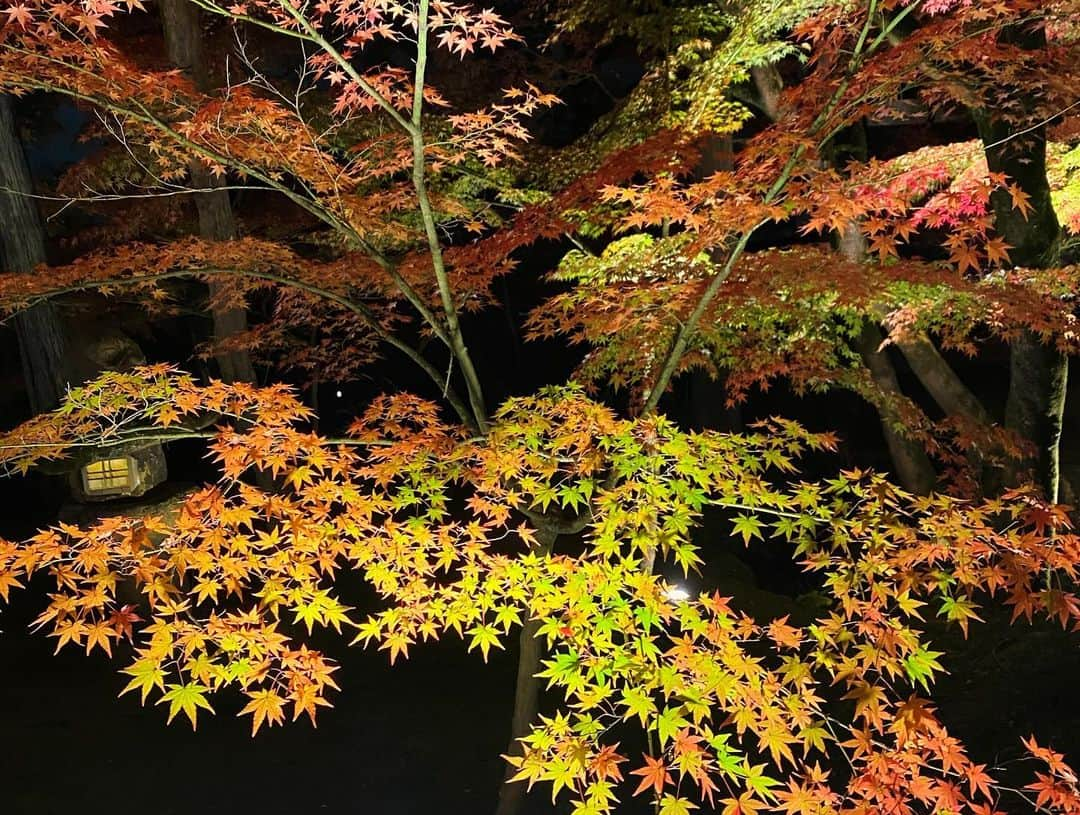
[82, 456, 137, 496]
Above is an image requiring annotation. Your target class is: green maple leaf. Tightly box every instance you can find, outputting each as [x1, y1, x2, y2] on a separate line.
[743, 761, 781, 800]
[119, 656, 166, 703]
[671, 540, 704, 574]
[732, 514, 765, 545]
[558, 483, 586, 512]
[903, 644, 945, 691]
[494, 605, 523, 631]
[467, 624, 504, 661]
[634, 604, 660, 632]
[157, 682, 214, 729]
[620, 687, 657, 725]
[762, 449, 793, 472]
[660, 794, 698, 815]
[654, 705, 690, 747]
[938, 594, 983, 634]
[709, 733, 745, 778]
[773, 516, 799, 540]
[539, 650, 582, 687]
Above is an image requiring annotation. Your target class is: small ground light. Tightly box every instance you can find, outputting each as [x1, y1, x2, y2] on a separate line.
[664, 585, 691, 603]
[335, 390, 343, 398]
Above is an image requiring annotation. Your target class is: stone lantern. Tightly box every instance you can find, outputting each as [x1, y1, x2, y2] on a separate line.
[70, 440, 168, 502]
[65, 327, 169, 502]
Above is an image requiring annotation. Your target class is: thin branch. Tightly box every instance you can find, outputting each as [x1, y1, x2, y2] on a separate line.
[641, 0, 893, 415]
[409, 0, 489, 432]
[2, 264, 479, 431]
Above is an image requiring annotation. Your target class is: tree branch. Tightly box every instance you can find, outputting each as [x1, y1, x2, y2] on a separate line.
[409, 0, 489, 431]
[1, 265, 479, 431]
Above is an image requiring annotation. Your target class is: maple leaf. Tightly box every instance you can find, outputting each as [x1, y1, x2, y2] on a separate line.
[84, 619, 117, 656]
[239, 689, 287, 735]
[938, 594, 984, 636]
[108, 605, 141, 641]
[3, 4, 34, 28]
[984, 236, 1012, 266]
[379, 630, 414, 665]
[631, 755, 672, 797]
[774, 780, 818, 815]
[767, 615, 802, 649]
[903, 645, 946, 691]
[620, 687, 657, 725]
[731, 515, 765, 545]
[721, 792, 764, 815]
[157, 682, 215, 729]
[467, 623, 504, 661]
[757, 723, 797, 767]
[1007, 184, 1034, 219]
[654, 706, 690, 747]
[0, 571, 24, 602]
[590, 744, 625, 783]
[843, 682, 888, 731]
[658, 794, 698, 815]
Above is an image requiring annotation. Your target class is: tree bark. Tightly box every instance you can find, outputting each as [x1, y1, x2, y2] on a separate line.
[160, 0, 256, 384]
[892, 335, 991, 425]
[749, 64, 783, 122]
[835, 219, 936, 494]
[854, 322, 937, 495]
[0, 94, 70, 413]
[494, 526, 558, 815]
[972, 22, 1066, 501]
[1003, 332, 1068, 502]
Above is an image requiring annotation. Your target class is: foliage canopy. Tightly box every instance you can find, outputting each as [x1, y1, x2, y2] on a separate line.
[1, 0, 1080, 813]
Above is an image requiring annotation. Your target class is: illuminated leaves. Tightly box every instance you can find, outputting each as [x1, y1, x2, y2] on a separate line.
[529, 231, 1080, 413]
[1, 369, 1080, 815]
[239, 689, 288, 736]
[158, 682, 215, 729]
[631, 754, 672, 797]
[120, 655, 167, 703]
[467, 623, 504, 661]
[0, 5, 1077, 815]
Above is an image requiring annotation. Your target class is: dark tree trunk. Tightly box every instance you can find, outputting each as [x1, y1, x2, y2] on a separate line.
[892, 332, 999, 488]
[973, 22, 1066, 501]
[0, 95, 70, 414]
[837, 219, 936, 494]
[687, 132, 744, 430]
[1003, 332, 1068, 502]
[160, 0, 256, 384]
[855, 325, 937, 495]
[494, 527, 557, 815]
[191, 160, 257, 384]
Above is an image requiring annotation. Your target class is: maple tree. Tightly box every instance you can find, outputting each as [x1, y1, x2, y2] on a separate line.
[0, 1, 1080, 815]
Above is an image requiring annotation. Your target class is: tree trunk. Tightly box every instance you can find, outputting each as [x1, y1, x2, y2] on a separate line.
[1004, 333, 1068, 502]
[686, 132, 745, 430]
[973, 22, 1065, 501]
[191, 160, 257, 384]
[892, 335, 991, 425]
[0, 95, 70, 413]
[854, 322, 937, 495]
[160, 0, 256, 384]
[837, 220, 936, 494]
[749, 64, 783, 122]
[494, 527, 558, 815]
